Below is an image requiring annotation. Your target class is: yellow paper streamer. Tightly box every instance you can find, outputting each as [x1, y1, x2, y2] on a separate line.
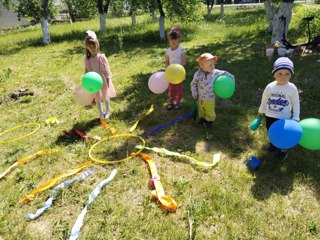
[129, 104, 154, 132]
[89, 134, 145, 164]
[138, 153, 177, 212]
[0, 122, 41, 144]
[0, 149, 59, 180]
[21, 161, 91, 204]
[135, 145, 221, 168]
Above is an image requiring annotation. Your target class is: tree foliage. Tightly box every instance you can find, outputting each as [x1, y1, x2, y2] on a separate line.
[63, 0, 97, 22]
[110, 0, 125, 17]
[16, 0, 57, 24]
[163, 0, 203, 22]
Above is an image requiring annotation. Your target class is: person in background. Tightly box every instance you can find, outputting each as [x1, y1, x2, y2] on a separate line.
[165, 26, 187, 110]
[84, 30, 116, 119]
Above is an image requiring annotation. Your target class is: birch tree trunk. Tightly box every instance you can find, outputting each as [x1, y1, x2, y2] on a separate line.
[132, 14, 136, 25]
[99, 13, 106, 32]
[207, 5, 212, 18]
[271, 2, 293, 44]
[41, 18, 50, 45]
[220, 4, 224, 17]
[157, 0, 165, 41]
[264, 0, 274, 33]
[159, 16, 165, 40]
[41, 0, 50, 45]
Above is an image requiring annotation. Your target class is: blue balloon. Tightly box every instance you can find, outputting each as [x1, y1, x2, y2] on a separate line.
[268, 119, 302, 150]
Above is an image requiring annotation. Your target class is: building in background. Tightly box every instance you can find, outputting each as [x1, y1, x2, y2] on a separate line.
[0, 4, 31, 30]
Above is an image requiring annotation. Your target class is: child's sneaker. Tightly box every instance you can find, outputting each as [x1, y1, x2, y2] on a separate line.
[99, 113, 105, 119]
[197, 118, 205, 125]
[167, 104, 174, 111]
[267, 144, 278, 153]
[175, 104, 181, 110]
[277, 150, 288, 160]
[203, 120, 213, 128]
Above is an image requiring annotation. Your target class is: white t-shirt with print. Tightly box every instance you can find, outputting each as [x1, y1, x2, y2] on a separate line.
[166, 46, 186, 65]
[259, 81, 300, 121]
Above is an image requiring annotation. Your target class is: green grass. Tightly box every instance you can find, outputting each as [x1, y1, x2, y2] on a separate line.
[1, 5, 320, 240]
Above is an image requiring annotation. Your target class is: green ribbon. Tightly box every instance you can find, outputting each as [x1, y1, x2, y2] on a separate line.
[135, 145, 220, 168]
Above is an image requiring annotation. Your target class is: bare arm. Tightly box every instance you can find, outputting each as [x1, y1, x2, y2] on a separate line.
[165, 54, 170, 67]
[181, 51, 187, 67]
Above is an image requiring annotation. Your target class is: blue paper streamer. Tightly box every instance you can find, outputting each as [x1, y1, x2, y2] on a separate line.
[138, 112, 192, 137]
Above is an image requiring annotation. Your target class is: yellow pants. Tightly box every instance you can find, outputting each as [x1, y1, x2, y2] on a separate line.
[197, 100, 216, 121]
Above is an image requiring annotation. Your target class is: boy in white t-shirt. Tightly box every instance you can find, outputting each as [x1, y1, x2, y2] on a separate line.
[165, 26, 187, 110]
[258, 57, 300, 159]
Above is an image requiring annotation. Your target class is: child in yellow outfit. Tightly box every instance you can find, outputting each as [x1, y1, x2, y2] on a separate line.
[190, 53, 234, 128]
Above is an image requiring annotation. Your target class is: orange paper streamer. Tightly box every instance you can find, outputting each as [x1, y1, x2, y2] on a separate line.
[100, 119, 117, 136]
[138, 153, 177, 212]
[21, 161, 91, 204]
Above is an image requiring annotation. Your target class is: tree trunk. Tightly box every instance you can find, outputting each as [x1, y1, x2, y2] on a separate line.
[41, 18, 50, 45]
[220, 4, 224, 16]
[157, 0, 165, 41]
[271, 2, 293, 44]
[42, 0, 50, 45]
[132, 13, 136, 25]
[99, 13, 106, 32]
[206, 0, 214, 18]
[207, 5, 212, 18]
[264, 0, 274, 33]
[159, 15, 165, 40]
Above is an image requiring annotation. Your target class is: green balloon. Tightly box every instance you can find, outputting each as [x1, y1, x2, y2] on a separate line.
[299, 118, 320, 150]
[82, 72, 103, 93]
[213, 75, 235, 99]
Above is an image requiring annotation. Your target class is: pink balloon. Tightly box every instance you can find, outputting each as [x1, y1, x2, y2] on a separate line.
[148, 71, 169, 94]
[75, 86, 95, 106]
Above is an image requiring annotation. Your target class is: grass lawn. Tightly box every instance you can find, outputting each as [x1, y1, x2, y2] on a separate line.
[0, 4, 320, 240]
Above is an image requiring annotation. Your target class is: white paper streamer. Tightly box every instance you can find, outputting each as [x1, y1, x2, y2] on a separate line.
[25, 169, 95, 220]
[69, 169, 117, 240]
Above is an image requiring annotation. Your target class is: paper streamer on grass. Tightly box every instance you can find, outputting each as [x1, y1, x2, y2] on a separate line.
[129, 104, 154, 132]
[138, 112, 192, 137]
[21, 161, 91, 204]
[69, 169, 117, 240]
[100, 119, 117, 136]
[25, 168, 95, 220]
[138, 153, 177, 212]
[0, 149, 59, 180]
[135, 145, 220, 168]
